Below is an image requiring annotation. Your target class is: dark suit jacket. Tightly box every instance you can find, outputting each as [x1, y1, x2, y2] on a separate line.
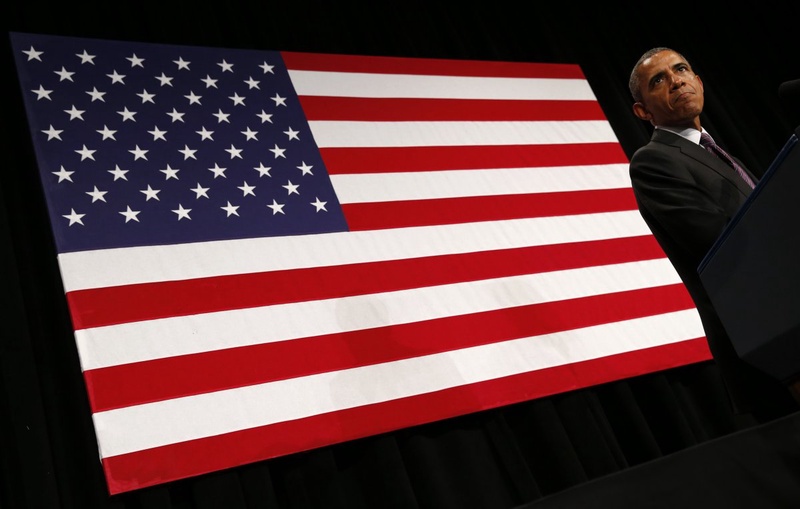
[629, 128, 795, 417]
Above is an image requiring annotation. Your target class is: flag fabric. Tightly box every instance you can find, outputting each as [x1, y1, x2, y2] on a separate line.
[10, 32, 710, 495]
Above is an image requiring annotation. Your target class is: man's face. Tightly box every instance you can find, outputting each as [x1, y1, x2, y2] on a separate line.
[633, 50, 704, 129]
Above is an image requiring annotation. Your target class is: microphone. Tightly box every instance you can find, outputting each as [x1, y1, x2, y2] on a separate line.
[778, 79, 800, 125]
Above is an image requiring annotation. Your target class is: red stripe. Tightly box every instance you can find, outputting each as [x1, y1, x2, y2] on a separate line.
[297, 96, 607, 121]
[85, 283, 695, 413]
[343, 189, 637, 231]
[102, 338, 710, 494]
[67, 235, 663, 330]
[282, 51, 586, 79]
[321, 143, 629, 174]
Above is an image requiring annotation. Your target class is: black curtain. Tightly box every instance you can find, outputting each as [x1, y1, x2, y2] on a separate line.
[3, 3, 800, 508]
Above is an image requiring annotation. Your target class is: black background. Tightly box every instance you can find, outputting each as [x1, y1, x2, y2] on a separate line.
[3, 2, 800, 508]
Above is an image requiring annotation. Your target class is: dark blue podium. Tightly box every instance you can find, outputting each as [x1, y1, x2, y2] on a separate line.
[698, 126, 800, 382]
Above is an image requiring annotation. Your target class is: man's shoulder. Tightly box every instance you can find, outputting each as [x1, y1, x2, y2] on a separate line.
[631, 138, 672, 162]
[643, 128, 689, 146]
[631, 129, 692, 161]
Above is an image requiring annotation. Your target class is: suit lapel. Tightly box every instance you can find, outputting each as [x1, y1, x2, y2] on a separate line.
[652, 129, 755, 195]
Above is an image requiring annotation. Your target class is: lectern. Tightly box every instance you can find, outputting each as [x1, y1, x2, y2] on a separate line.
[698, 126, 800, 382]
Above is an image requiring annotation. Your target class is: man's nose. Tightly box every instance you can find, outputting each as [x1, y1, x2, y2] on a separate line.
[668, 72, 684, 88]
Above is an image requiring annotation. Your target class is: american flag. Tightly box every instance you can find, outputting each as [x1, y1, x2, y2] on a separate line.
[10, 32, 710, 494]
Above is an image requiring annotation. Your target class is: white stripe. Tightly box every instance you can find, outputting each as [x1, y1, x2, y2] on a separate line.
[308, 120, 616, 148]
[288, 70, 597, 101]
[93, 308, 703, 458]
[331, 164, 632, 203]
[58, 211, 650, 291]
[75, 258, 682, 370]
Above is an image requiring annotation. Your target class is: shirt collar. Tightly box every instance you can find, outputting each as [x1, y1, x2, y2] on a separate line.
[656, 125, 706, 145]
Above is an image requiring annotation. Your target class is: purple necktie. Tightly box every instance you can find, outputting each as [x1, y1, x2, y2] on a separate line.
[699, 132, 756, 189]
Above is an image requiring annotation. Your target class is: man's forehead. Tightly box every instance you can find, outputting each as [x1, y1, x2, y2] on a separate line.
[643, 51, 687, 72]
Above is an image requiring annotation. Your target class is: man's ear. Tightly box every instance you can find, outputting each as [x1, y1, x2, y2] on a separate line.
[632, 102, 653, 123]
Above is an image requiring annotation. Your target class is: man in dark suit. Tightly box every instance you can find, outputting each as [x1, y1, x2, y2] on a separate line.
[627, 47, 798, 421]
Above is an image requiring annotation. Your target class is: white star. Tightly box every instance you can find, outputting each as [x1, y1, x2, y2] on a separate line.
[254, 163, 272, 177]
[256, 110, 273, 123]
[23, 46, 43, 61]
[129, 145, 149, 160]
[108, 165, 129, 180]
[63, 208, 85, 226]
[311, 197, 328, 212]
[86, 87, 106, 102]
[283, 180, 299, 195]
[54, 67, 75, 82]
[117, 107, 137, 122]
[213, 109, 230, 123]
[284, 127, 300, 140]
[238, 181, 256, 196]
[229, 93, 246, 106]
[221, 201, 240, 217]
[179, 145, 198, 160]
[107, 70, 126, 84]
[119, 206, 140, 223]
[155, 73, 174, 86]
[172, 204, 192, 220]
[86, 186, 108, 203]
[160, 164, 180, 180]
[140, 185, 161, 201]
[270, 144, 286, 159]
[64, 105, 85, 120]
[217, 59, 234, 72]
[96, 125, 117, 140]
[76, 50, 95, 64]
[297, 161, 314, 175]
[137, 89, 156, 104]
[52, 166, 74, 182]
[267, 199, 285, 215]
[196, 127, 214, 140]
[174, 57, 191, 70]
[208, 163, 227, 178]
[241, 127, 258, 140]
[191, 183, 210, 198]
[75, 145, 96, 161]
[32, 85, 53, 101]
[225, 144, 243, 159]
[259, 61, 274, 74]
[148, 126, 167, 141]
[184, 91, 202, 105]
[166, 108, 185, 123]
[127, 54, 145, 67]
[244, 77, 260, 89]
[201, 75, 218, 88]
[42, 125, 63, 141]
[271, 93, 287, 107]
